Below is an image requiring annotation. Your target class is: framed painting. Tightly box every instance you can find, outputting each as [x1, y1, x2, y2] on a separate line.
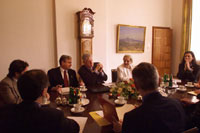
[81, 38, 92, 57]
[117, 24, 146, 53]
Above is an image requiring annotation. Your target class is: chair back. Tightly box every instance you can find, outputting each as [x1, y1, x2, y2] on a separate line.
[111, 69, 117, 82]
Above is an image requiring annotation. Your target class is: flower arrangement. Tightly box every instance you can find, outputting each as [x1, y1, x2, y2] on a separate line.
[110, 78, 138, 99]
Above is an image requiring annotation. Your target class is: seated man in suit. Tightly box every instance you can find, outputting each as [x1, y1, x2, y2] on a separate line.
[78, 54, 108, 92]
[48, 55, 79, 92]
[181, 90, 200, 130]
[0, 69, 79, 133]
[0, 60, 29, 107]
[113, 62, 186, 133]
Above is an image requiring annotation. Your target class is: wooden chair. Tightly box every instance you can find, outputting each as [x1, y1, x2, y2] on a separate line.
[183, 127, 199, 133]
[111, 69, 117, 83]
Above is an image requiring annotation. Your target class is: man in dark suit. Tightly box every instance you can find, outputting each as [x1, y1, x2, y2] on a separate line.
[78, 54, 108, 92]
[0, 69, 79, 133]
[113, 63, 186, 133]
[181, 90, 200, 130]
[48, 55, 79, 92]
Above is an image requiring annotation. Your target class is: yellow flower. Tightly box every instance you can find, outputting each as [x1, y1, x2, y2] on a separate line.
[110, 88, 114, 92]
[127, 86, 132, 91]
[117, 88, 123, 94]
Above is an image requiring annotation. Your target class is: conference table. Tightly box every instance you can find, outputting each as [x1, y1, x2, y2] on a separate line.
[48, 84, 199, 133]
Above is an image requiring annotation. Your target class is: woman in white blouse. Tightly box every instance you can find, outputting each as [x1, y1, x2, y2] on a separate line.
[117, 55, 134, 82]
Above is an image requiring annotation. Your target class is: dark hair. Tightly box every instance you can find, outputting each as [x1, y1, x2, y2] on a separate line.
[59, 55, 71, 66]
[7, 60, 29, 78]
[181, 51, 197, 65]
[132, 62, 159, 91]
[17, 69, 48, 102]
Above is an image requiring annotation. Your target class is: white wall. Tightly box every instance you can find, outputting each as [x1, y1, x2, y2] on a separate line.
[106, 0, 172, 81]
[171, 0, 183, 75]
[55, 0, 107, 71]
[0, 0, 56, 79]
[0, 0, 183, 81]
[55, 0, 173, 82]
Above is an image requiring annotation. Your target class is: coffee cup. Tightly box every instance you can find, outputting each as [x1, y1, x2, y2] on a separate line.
[118, 96, 125, 103]
[74, 104, 81, 112]
[187, 82, 193, 86]
[80, 85, 86, 90]
[61, 97, 67, 105]
[42, 96, 48, 104]
[55, 97, 62, 105]
[179, 85, 185, 90]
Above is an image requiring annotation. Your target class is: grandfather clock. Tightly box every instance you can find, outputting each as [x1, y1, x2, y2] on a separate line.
[77, 8, 95, 65]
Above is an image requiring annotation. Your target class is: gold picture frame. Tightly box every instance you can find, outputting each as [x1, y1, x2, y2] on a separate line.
[81, 38, 92, 55]
[116, 24, 146, 53]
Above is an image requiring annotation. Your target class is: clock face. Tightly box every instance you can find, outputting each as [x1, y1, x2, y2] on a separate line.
[82, 18, 92, 35]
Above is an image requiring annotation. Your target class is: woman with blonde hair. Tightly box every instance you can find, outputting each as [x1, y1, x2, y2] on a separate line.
[117, 55, 134, 82]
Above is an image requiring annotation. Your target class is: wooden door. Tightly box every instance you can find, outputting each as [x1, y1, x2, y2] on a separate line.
[152, 27, 172, 77]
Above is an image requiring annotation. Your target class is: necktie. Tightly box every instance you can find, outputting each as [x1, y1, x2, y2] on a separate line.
[64, 70, 69, 87]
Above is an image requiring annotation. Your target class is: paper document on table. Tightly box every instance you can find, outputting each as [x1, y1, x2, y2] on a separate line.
[103, 82, 115, 87]
[67, 116, 87, 133]
[95, 110, 104, 117]
[61, 87, 69, 94]
[191, 96, 199, 103]
[187, 91, 198, 96]
[116, 104, 135, 121]
[89, 111, 111, 127]
[173, 78, 181, 83]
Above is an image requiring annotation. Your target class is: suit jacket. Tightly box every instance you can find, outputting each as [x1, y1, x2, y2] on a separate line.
[48, 67, 79, 91]
[0, 101, 79, 133]
[122, 91, 186, 133]
[186, 100, 200, 130]
[177, 63, 200, 82]
[78, 65, 107, 88]
[0, 76, 22, 107]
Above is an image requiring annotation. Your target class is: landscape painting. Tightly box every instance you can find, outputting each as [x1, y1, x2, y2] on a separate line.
[117, 24, 146, 53]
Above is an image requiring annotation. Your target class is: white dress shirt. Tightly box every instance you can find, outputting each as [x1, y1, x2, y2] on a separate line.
[117, 64, 134, 82]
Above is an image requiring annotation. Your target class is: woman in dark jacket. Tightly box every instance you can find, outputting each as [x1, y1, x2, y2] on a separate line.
[177, 51, 200, 82]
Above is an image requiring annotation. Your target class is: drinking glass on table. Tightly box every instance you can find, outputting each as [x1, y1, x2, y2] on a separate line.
[167, 88, 176, 95]
[81, 92, 87, 99]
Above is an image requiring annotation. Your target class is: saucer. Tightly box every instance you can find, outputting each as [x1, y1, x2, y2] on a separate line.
[68, 98, 90, 106]
[41, 100, 50, 106]
[71, 107, 85, 113]
[80, 88, 88, 92]
[81, 98, 90, 106]
[176, 88, 187, 92]
[185, 84, 194, 88]
[114, 99, 127, 105]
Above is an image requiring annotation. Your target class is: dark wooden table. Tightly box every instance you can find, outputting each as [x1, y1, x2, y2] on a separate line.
[48, 86, 199, 133]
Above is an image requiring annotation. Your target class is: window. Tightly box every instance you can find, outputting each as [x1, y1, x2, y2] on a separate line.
[191, 0, 200, 60]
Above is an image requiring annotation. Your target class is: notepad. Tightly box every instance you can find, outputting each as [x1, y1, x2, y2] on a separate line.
[89, 104, 135, 127]
[61, 87, 69, 94]
[187, 91, 198, 96]
[67, 116, 87, 133]
[89, 111, 111, 126]
[116, 104, 135, 121]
